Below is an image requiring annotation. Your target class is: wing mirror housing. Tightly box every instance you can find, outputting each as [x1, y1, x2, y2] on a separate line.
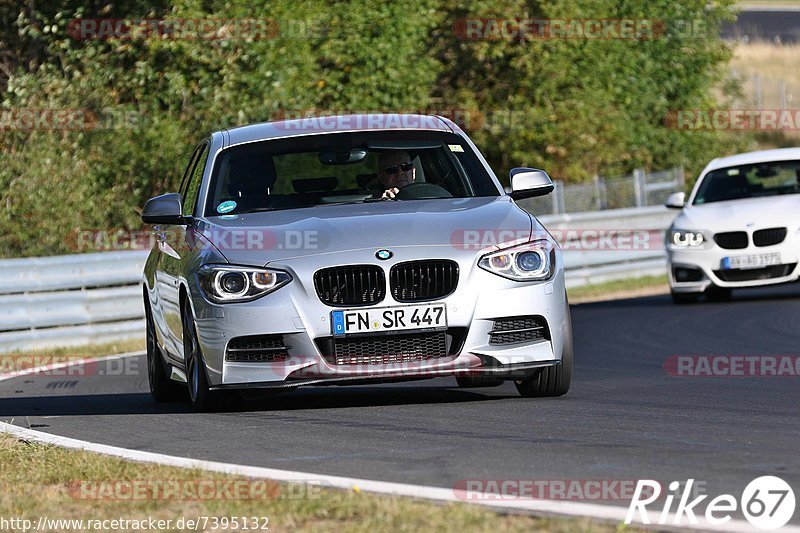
[141, 193, 187, 225]
[665, 191, 686, 209]
[509, 168, 555, 200]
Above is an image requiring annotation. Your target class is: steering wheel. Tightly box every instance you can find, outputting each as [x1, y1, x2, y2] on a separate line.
[394, 182, 453, 200]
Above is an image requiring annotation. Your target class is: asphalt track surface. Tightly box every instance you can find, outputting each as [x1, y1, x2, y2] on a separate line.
[2, 284, 800, 523]
[723, 9, 800, 43]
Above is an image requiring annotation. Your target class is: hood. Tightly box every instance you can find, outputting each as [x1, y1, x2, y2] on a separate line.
[674, 195, 800, 232]
[197, 196, 534, 266]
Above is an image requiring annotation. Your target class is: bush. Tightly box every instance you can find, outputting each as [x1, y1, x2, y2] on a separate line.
[0, 0, 748, 257]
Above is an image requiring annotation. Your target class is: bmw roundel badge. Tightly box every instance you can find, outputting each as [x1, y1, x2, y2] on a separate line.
[376, 249, 393, 260]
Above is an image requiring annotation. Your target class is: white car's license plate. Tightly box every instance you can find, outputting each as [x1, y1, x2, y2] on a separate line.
[331, 303, 447, 336]
[722, 253, 781, 270]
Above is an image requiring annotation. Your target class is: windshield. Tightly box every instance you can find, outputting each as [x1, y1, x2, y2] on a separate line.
[693, 160, 800, 205]
[204, 131, 500, 216]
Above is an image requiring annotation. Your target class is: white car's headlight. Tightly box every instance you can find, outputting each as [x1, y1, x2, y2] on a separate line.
[197, 265, 291, 303]
[478, 240, 555, 281]
[670, 230, 705, 248]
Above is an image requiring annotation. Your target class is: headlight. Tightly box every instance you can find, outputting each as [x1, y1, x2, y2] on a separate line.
[478, 240, 555, 281]
[670, 230, 705, 248]
[197, 265, 291, 303]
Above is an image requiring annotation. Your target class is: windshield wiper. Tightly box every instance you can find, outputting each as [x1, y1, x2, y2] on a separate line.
[237, 207, 292, 214]
[362, 196, 398, 202]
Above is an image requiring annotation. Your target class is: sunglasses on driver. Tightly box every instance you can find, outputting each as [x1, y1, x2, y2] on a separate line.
[381, 162, 414, 174]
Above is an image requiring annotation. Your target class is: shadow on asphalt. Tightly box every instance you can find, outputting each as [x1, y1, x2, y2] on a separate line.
[577, 283, 800, 309]
[0, 382, 523, 417]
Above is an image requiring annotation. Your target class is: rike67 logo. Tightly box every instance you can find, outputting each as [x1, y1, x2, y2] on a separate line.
[626, 476, 796, 530]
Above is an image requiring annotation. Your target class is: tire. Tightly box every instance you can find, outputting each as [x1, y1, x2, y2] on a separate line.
[706, 286, 732, 302]
[515, 312, 573, 398]
[182, 301, 217, 412]
[671, 290, 700, 304]
[455, 375, 504, 388]
[145, 296, 183, 402]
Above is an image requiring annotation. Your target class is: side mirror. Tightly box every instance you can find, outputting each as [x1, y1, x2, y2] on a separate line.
[509, 168, 555, 200]
[665, 191, 686, 209]
[141, 193, 186, 225]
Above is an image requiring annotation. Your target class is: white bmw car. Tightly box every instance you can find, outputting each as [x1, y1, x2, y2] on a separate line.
[666, 148, 800, 303]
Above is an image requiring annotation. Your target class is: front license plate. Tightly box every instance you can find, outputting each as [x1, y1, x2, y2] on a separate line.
[331, 303, 447, 336]
[722, 253, 781, 270]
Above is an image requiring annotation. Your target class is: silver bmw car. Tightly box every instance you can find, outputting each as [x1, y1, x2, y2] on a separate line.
[141, 114, 573, 411]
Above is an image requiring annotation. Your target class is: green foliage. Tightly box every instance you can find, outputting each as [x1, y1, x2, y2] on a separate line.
[0, 0, 748, 257]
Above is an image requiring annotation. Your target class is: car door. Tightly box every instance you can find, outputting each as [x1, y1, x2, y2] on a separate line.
[155, 140, 209, 358]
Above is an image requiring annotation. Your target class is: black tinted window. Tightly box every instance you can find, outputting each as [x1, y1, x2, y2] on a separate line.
[204, 131, 500, 216]
[694, 160, 800, 204]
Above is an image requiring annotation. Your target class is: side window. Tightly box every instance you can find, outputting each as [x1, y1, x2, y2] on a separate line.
[182, 143, 209, 216]
[179, 144, 203, 199]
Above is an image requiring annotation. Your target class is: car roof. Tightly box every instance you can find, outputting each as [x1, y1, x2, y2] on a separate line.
[705, 147, 800, 172]
[221, 113, 455, 147]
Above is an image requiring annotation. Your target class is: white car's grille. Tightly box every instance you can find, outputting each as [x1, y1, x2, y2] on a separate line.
[753, 227, 787, 247]
[713, 231, 748, 249]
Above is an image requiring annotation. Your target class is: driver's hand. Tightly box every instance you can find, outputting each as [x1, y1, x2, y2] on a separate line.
[381, 188, 399, 199]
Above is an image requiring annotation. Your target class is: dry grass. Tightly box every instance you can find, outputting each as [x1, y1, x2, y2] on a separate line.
[0, 435, 632, 532]
[0, 339, 145, 374]
[567, 275, 669, 304]
[730, 42, 800, 109]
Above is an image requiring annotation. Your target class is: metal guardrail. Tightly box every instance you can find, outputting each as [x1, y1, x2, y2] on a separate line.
[0, 251, 149, 353]
[0, 207, 676, 353]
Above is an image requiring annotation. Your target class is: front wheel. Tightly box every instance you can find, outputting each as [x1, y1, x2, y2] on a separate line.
[515, 313, 573, 397]
[182, 303, 216, 412]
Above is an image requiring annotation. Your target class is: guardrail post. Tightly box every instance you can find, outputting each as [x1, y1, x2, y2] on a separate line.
[551, 180, 566, 214]
[633, 169, 645, 207]
[594, 175, 607, 210]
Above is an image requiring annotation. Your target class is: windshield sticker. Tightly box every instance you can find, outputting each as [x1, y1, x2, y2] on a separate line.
[448, 144, 464, 152]
[727, 169, 740, 176]
[216, 200, 237, 214]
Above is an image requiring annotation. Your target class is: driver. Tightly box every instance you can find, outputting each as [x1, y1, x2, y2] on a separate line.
[377, 150, 415, 199]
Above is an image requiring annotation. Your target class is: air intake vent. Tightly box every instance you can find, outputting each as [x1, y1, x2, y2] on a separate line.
[314, 265, 385, 306]
[714, 263, 796, 282]
[390, 260, 459, 302]
[753, 227, 787, 247]
[330, 331, 448, 365]
[226, 335, 289, 362]
[489, 316, 549, 345]
[713, 231, 748, 250]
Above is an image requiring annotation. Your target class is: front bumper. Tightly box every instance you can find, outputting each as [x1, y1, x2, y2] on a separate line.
[667, 238, 800, 293]
[187, 252, 571, 388]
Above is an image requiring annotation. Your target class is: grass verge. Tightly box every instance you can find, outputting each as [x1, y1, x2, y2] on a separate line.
[0, 434, 634, 532]
[0, 338, 145, 374]
[567, 275, 669, 304]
